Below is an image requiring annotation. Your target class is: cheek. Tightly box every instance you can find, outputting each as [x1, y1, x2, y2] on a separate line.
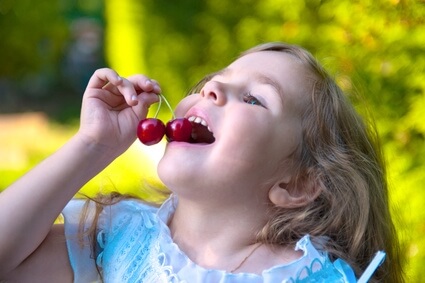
[219, 113, 274, 162]
[273, 119, 303, 173]
[227, 112, 301, 166]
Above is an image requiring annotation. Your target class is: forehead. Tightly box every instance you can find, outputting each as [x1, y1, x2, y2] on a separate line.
[227, 51, 305, 81]
[226, 51, 311, 106]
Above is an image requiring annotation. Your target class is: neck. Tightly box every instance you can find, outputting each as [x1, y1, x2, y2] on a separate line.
[168, 195, 270, 271]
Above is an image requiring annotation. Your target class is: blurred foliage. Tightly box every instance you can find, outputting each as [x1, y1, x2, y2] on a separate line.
[0, 113, 164, 201]
[0, 0, 104, 121]
[0, 0, 424, 280]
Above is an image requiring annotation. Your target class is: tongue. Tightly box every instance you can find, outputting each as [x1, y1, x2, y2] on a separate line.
[191, 123, 215, 144]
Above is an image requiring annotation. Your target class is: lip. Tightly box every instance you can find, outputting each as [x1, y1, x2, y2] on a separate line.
[184, 107, 215, 136]
[166, 140, 215, 148]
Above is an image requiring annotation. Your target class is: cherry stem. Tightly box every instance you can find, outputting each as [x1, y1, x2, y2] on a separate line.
[153, 93, 163, 118]
[159, 93, 176, 119]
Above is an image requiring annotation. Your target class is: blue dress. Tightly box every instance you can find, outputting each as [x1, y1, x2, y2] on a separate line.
[62, 195, 359, 283]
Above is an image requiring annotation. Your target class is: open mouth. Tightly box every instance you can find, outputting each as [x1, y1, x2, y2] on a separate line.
[188, 116, 215, 144]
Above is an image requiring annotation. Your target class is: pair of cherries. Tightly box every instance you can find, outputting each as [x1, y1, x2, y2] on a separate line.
[137, 94, 192, 145]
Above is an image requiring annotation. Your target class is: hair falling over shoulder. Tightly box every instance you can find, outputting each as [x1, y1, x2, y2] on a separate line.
[238, 42, 405, 282]
[78, 42, 404, 282]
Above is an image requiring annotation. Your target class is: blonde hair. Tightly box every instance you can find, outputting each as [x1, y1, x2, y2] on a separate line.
[236, 42, 403, 282]
[84, 42, 404, 282]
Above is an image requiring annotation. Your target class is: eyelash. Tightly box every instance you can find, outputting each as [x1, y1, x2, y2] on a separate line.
[243, 93, 265, 107]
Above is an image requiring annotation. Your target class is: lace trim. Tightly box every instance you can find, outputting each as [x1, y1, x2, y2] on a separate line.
[284, 257, 354, 283]
[93, 199, 356, 283]
[95, 201, 183, 283]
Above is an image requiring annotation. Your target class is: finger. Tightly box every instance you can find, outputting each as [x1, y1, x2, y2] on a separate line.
[98, 75, 139, 107]
[148, 79, 162, 93]
[101, 81, 120, 96]
[87, 68, 123, 89]
[132, 92, 161, 120]
[93, 75, 138, 107]
[127, 75, 162, 94]
[113, 77, 139, 106]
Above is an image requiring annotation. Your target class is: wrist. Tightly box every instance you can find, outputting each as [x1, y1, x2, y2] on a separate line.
[71, 132, 120, 165]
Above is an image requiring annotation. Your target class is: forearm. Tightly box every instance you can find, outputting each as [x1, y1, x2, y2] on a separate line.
[0, 68, 161, 276]
[0, 133, 117, 273]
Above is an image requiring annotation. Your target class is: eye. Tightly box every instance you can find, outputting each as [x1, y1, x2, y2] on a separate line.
[243, 93, 265, 108]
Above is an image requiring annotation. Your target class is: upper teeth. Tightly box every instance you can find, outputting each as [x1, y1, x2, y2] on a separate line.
[188, 116, 212, 132]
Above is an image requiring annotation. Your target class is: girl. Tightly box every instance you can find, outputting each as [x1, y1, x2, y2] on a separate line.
[0, 42, 403, 282]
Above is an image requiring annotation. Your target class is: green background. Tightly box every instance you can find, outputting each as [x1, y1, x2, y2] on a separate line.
[0, 0, 423, 280]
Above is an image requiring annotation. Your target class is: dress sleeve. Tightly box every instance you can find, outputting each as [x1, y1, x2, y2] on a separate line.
[62, 199, 101, 283]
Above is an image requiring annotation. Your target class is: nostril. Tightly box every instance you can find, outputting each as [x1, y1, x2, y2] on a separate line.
[200, 81, 225, 105]
[201, 89, 218, 101]
[209, 91, 217, 100]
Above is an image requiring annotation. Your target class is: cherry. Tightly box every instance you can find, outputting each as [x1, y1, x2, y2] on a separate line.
[166, 118, 192, 142]
[136, 93, 193, 146]
[137, 118, 165, 145]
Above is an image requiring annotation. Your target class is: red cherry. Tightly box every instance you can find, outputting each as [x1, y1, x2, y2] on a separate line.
[137, 118, 166, 145]
[166, 118, 192, 142]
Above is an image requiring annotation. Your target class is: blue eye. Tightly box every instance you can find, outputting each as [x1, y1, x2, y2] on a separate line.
[244, 93, 264, 107]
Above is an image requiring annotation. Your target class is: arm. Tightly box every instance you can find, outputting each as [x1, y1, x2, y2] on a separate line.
[2, 225, 73, 283]
[0, 68, 161, 278]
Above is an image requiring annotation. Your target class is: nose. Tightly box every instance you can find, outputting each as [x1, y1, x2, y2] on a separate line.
[200, 80, 227, 105]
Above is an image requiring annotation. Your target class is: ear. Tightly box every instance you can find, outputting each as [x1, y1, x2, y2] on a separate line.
[268, 179, 321, 209]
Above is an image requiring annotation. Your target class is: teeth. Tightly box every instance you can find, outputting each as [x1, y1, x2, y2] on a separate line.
[188, 116, 213, 133]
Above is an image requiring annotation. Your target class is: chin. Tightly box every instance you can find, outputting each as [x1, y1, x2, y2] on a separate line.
[157, 156, 188, 189]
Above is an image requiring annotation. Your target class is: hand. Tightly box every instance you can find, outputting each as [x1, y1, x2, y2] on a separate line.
[77, 68, 161, 155]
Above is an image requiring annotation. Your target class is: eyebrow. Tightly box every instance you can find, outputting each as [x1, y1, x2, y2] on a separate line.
[214, 68, 285, 101]
[253, 72, 284, 98]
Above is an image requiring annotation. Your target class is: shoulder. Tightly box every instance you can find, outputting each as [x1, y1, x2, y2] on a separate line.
[62, 198, 159, 226]
[96, 199, 160, 237]
[101, 198, 159, 218]
[260, 235, 357, 283]
[96, 199, 167, 282]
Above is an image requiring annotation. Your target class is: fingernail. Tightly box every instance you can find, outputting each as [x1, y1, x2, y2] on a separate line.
[131, 95, 137, 101]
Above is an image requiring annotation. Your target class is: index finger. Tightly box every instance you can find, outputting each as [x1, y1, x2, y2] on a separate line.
[127, 75, 162, 94]
[87, 68, 123, 89]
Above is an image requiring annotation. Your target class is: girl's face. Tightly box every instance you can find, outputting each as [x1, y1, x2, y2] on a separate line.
[158, 51, 310, 204]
